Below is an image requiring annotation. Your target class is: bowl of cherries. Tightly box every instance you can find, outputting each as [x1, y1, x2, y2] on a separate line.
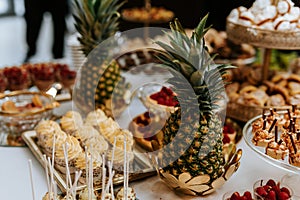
[138, 83, 179, 116]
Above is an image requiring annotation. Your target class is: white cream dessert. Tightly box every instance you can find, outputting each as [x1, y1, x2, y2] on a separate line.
[54, 135, 84, 174]
[84, 109, 108, 128]
[74, 154, 102, 184]
[116, 187, 136, 200]
[60, 110, 83, 134]
[43, 130, 68, 157]
[84, 134, 109, 156]
[227, 0, 300, 31]
[107, 148, 134, 171]
[98, 117, 120, 139]
[35, 120, 62, 147]
[72, 125, 99, 147]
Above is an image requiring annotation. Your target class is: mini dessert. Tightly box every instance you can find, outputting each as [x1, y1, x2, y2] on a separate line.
[84, 134, 109, 156]
[252, 118, 277, 147]
[72, 125, 99, 146]
[116, 187, 136, 200]
[3, 66, 30, 91]
[227, 0, 300, 31]
[43, 130, 68, 157]
[98, 117, 120, 139]
[60, 111, 84, 134]
[54, 135, 84, 174]
[289, 150, 300, 167]
[106, 148, 134, 171]
[223, 121, 237, 144]
[84, 109, 108, 128]
[77, 187, 97, 200]
[265, 140, 289, 160]
[60, 68, 77, 89]
[35, 120, 62, 146]
[0, 70, 7, 92]
[74, 154, 102, 184]
[31, 63, 56, 91]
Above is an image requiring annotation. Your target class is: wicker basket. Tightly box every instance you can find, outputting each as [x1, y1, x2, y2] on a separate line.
[226, 20, 300, 50]
[226, 101, 291, 122]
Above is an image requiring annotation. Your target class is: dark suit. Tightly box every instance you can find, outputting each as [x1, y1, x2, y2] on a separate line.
[24, 0, 68, 60]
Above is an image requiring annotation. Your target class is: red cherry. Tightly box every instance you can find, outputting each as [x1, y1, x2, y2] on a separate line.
[256, 186, 268, 197]
[243, 191, 252, 200]
[266, 190, 276, 200]
[278, 191, 290, 200]
[266, 179, 277, 187]
[280, 187, 291, 197]
[229, 192, 241, 200]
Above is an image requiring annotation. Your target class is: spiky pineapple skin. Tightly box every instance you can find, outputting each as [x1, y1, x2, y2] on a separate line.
[160, 108, 224, 182]
[73, 0, 127, 117]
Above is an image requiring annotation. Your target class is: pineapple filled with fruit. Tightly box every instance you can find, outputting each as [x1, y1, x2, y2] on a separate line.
[73, 0, 130, 117]
[151, 15, 240, 195]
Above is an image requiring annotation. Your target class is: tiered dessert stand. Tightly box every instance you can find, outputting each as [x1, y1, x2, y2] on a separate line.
[226, 0, 300, 82]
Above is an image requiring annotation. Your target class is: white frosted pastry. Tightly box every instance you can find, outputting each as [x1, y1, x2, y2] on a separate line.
[60, 110, 83, 134]
[78, 188, 97, 200]
[283, 7, 300, 22]
[75, 154, 102, 184]
[114, 129, 134, 150]
[116, 187, 136, 200]
[43, 130, 68, 157]
[228, 8, 240, 23]
[54, 135, 84, 174]
[107, 148, 134, 170]
[85, 134, 109, 155]
[36, 120, 61, 146]
[73, 125, 99, 146]
[98, 117, 120, 139]
[84, 109, 108, 127]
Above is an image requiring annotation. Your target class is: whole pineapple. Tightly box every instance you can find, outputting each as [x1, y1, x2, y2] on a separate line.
[153, 15, 234, 195]
[73, 0, 129, 117]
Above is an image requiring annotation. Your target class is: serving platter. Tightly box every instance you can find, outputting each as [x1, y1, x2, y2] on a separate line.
[243, 115, 300, 174]
[22, 131, 156, 193]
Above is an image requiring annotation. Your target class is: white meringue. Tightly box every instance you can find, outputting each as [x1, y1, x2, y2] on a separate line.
[277, 0, 290, 15]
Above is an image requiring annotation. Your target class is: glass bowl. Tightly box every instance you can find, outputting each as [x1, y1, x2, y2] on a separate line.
[281, 174, 300, 199]
[0, 91, 59, 145]
[253, 179, 293, 200]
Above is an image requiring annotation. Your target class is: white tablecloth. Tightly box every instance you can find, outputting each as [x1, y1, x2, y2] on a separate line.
[1, 133, 296, 199]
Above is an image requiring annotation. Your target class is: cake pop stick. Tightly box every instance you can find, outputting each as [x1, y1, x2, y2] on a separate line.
[28, 159, 36, 200]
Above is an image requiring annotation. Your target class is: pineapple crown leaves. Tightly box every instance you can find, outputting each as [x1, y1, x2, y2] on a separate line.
[152, 14, 235, 117]
[73, 0, 125, 56]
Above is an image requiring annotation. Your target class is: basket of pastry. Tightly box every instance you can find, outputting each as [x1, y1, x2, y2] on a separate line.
[226, 0, 300, 49]
[226, 65, 300, 122]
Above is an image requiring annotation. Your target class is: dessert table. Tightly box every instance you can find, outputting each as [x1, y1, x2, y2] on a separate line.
[0, 101, 297, 200]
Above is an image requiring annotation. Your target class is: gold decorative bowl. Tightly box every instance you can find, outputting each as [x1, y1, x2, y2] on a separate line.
[0, 91, 59, 144]
[150, 144, 242, 196]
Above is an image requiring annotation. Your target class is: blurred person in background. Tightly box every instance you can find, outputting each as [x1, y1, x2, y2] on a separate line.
[23, 0, 69, 63]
